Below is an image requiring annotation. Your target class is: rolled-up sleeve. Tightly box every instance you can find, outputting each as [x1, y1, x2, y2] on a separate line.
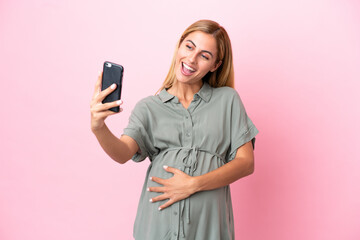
[226, 91, 259, 162]
[122, 101, 152, 162]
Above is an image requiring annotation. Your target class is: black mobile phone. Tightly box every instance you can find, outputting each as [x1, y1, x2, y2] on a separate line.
[101, 61, 124, 112]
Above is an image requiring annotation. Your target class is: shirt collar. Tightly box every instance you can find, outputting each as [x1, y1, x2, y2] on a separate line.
[195, 81, 212, 102]
[158, 88, 177, 103]
[158, 81, 213, 103]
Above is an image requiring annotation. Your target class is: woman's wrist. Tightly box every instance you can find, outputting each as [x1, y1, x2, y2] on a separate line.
[91, 122, 106, 134]
[192, 175, 205, 193]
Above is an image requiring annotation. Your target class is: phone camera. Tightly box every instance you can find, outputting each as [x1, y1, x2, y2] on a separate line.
[106, 62, 112, 68]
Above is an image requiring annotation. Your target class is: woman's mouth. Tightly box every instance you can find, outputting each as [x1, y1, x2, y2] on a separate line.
[181, 62, 196, 76]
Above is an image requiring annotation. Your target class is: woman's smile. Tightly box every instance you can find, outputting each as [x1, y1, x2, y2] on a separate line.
[181, 62, 196, 76]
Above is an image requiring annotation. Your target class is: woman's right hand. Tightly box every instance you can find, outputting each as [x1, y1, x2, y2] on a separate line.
[90, 72, 123, 132]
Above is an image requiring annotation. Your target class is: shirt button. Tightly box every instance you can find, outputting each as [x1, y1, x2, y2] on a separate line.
[186, 132, 191, 137]
[174, 211, 178, 215]
[174, 232, 178, 236]
[185, 116, 189, 119]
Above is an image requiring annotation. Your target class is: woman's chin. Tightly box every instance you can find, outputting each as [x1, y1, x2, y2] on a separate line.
[175, 72, 202, 85]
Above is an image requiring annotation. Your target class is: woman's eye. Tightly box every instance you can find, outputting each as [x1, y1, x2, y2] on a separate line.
[186, 45, 192, 50]
[201, 54, 209, 60]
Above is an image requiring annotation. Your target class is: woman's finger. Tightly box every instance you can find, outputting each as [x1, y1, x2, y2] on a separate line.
[149, 193, 168, 203]
[147, 186, 166, 193]
[163, 165, 182, 175]
[91, 97, 123, 110]
[150, 176, 166, 185]
[159, 199, 175, 211]
[94, 100, 123, 112]
[95, 83, 117, 102]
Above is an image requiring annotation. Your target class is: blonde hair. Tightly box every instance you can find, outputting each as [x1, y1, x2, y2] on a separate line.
[158, 19, 234, 92]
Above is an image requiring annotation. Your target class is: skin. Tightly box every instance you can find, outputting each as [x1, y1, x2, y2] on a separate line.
[168, 31, 222, 108]
[90, 31, 255, 211]
[90, 74, 138, 162]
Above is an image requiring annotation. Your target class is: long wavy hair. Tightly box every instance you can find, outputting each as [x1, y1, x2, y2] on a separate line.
[158, 19, 234, 92]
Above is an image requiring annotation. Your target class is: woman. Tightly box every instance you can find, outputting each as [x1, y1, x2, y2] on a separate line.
[91, 20, 259, 240]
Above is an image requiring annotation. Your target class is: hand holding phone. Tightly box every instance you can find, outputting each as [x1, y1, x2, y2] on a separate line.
[101, 61, 124, 112]
[90, 62, 124, 132]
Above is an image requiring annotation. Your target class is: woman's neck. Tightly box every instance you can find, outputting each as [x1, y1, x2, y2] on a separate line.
[167, 80, 203, 103]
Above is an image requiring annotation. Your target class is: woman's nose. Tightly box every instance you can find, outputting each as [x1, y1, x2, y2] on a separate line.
[188, 51, 197, 63]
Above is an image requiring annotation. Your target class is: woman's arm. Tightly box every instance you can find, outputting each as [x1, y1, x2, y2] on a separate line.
[148, 141, 254, 210]
[193, 141, 254, 191]
[92, 126, 139, 164]
[91, 73, 139, 164]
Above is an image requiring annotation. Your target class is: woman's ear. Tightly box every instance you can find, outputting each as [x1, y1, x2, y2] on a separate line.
[210, 60, 222, 72]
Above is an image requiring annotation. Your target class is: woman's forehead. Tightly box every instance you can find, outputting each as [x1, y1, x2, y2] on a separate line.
[183, 31, 217, 51]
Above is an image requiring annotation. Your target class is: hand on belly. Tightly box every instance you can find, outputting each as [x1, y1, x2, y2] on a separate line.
[147, 165, 197, 210]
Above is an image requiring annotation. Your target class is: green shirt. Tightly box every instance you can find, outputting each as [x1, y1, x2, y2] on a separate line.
[123, 82, 259, 240]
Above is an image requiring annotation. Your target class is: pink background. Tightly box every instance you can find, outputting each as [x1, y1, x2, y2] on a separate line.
[1, 0, 360, 239]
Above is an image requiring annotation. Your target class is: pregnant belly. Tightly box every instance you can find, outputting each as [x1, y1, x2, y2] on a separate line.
[149, 148, 225, 179]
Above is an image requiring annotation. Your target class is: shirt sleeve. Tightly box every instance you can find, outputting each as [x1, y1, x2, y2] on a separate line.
[121, 100, 153, 163]
[225, 91, 259, 162]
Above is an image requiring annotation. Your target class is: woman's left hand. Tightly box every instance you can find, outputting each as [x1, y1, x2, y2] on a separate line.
[148, 166, 197, 210]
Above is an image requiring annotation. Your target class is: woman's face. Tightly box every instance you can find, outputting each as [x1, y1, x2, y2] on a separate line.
[175, 31, 221, 85]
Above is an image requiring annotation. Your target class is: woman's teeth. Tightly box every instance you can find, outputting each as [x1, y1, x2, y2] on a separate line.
[183, 63, 195, 72]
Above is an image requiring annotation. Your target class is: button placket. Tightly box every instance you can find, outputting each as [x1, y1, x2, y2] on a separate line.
[171, 201, 181, 239]
[183, 110, 193, 146]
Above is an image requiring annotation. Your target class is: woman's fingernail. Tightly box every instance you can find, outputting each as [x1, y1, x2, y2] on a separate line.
[149, 199, 153, 202]
[147, 187, 150, 191]
[149, 177, 153, 181]
[163, 165, 168, 169]
[111, 84, 116, 89]
[116, 100, 121, 105]
[158, 207, 162, 211]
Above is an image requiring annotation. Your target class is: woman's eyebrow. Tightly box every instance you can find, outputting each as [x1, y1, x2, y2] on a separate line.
[186, 40, 197, 47]
[186, 40, 214, 57]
